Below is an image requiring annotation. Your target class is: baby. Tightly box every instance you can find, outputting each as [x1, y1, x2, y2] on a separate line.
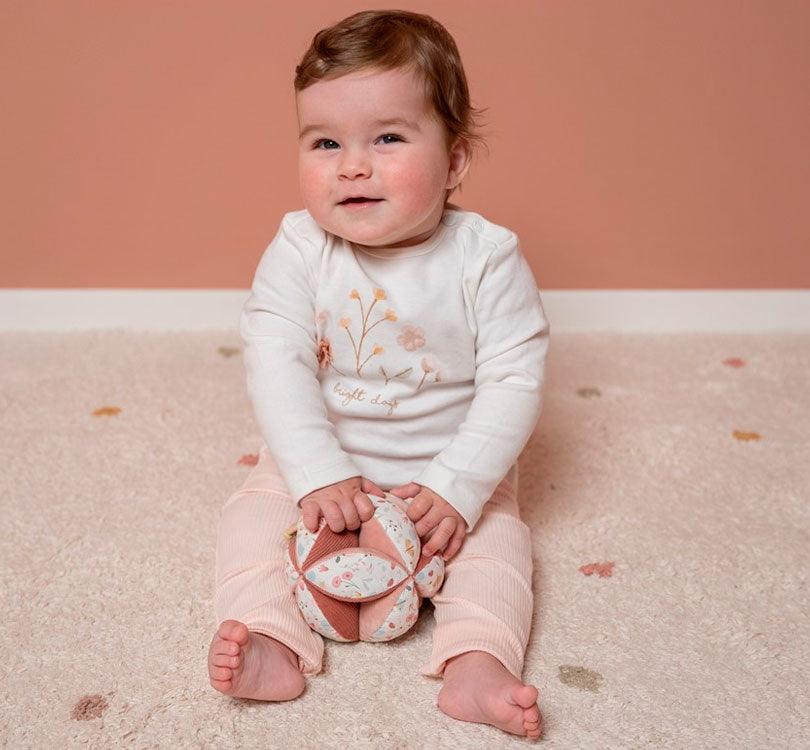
[208, 9, 549, 741]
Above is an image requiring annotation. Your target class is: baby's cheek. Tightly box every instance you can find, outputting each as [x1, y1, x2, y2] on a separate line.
[298, 166, 327, 206]
[388, 162, 443, 209]
[299, 174, 341, 235]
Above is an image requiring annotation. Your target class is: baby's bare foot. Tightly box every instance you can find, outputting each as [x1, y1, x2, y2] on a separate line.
[208, 619, 305, 701]
[438, 651, 543, 740]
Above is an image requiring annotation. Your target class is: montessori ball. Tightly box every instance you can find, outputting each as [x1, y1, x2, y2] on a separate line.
[284, 494, 445, 642]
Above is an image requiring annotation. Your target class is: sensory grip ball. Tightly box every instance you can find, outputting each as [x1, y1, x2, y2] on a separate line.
[284, 493, 445, 642]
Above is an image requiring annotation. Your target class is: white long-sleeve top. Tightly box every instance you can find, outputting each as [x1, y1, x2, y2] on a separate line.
[240, 205, 550, 531]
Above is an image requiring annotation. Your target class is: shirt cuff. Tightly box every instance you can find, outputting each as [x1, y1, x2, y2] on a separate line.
[285, 457, 362, 505]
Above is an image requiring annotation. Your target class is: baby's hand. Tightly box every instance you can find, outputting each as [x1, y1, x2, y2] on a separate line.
[389, 483, 467, 561]
[300, 476, 384, 533]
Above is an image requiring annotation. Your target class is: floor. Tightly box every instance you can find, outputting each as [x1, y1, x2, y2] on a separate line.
[1, 331, 808, 748]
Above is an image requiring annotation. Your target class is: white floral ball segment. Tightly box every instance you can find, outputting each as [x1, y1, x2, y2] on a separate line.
[285, 494, 445, 642]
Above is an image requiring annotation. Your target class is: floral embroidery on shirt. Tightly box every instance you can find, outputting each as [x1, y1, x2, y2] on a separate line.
[394, 327, 441, 390]
[378, 357, 441, 390]
[315, 309, 347, 376]
[379, 365, 413, 385]
[316, 289, 442, 395]
[397, 324, 426, 352]
[417, 355, 442, 390]
[339, 287, 397, 376]
[316, 337, 338, 371]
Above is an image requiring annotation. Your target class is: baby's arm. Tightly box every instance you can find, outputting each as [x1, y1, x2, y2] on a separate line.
[240, 214, 363, 506]
[408, 233, 549, 532]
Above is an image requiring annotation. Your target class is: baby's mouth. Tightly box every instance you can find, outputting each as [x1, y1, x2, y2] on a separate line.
[339, 197, 383, 205]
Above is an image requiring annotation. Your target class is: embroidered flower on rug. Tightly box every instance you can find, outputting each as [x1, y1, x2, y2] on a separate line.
[558, 665, 604, 693]
[397, 324, 426, 352]
[92, 406, 121, 417]
[733, 430, 761, 441]
[723, 357, 746, 368]
[71, 694, 109, 720]
[237, 453, 259, 466]
[579, 561, 615, 578]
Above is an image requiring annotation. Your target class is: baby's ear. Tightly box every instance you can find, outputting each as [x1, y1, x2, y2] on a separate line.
[446, 138, 472, 190]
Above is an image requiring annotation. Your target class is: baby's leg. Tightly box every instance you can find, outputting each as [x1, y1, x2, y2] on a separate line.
[209, 448, 324, 701]
[423, 472, 542, 739]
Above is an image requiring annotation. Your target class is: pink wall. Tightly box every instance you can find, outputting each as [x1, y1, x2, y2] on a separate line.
[2, 1, 808, 289]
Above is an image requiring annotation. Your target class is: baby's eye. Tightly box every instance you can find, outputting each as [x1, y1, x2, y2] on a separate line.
[312, 134, 402, 150]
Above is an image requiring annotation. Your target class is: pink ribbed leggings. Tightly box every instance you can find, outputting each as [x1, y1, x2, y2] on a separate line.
[214, 447, 534, 679]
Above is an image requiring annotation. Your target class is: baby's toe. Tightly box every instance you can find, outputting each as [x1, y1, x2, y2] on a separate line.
[217, 619, 250, 646]
[211, 653, 240, 669]
[525, 711, 543, 739]
[209, 676, 233, 694]
[523, 700, 542, 738]
[210, 665, 234, 682]
[512, 684, 538, 708]
[212, 638, 238, 657]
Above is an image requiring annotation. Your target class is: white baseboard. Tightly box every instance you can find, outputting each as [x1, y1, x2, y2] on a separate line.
[0, 289, 808, 332]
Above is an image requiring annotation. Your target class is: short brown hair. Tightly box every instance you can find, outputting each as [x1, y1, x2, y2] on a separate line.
[294, 10, 488, 199]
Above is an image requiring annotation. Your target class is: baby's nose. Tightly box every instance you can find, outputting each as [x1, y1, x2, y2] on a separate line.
[338, 151, 371, 179]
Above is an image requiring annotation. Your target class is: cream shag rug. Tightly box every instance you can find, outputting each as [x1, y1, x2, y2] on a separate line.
[1, 331, 808, 748]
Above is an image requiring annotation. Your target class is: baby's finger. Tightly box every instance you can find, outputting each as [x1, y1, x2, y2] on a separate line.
[353, 491, 376, 523]
[422, 518, 455, 558]
[414, 506, 444, 537]
[301, 501, 322, 533]
[337, 496, 362, 530]
[406, 493, 432, 523]
[442, 524, 466, 561]
[320, 499, 346, 533]
[361, 478, 385, 498]
[391, 482, 421, 500]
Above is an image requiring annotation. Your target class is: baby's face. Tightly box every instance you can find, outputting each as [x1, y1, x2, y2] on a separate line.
[296, 66, 460, 249]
